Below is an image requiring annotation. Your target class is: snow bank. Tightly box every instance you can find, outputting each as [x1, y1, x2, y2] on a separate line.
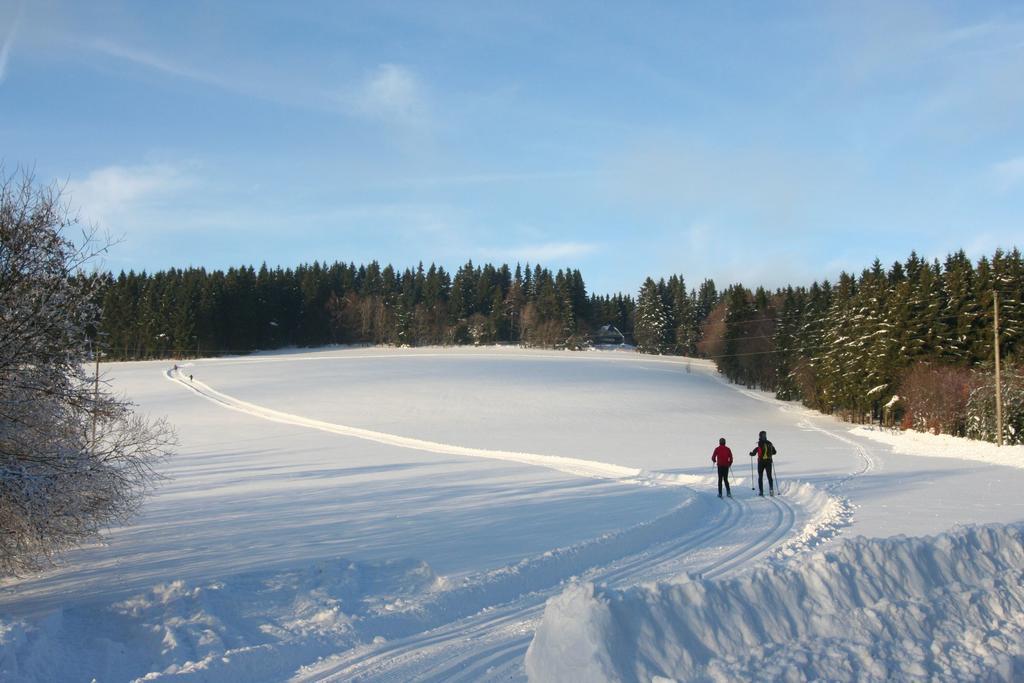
[0, 558, 440, 682]
[852, 426, 1024, 471]
[526, 524, 1024, 682]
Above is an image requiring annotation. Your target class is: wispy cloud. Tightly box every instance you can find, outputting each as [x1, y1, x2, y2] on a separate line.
[75, 36, 435, 130]
[824, 5, 1024, 140]
[384, 169, 593, 188]
[81, 38, 328, 112]
[339, 63, 430, 128]
[0, 2, 24, 84]
[65, 163, 192, 229]
[480, 241, 600, 264]
[86, 38, 237, 91]
[606, 137, 822, 228]
[993, 156, 1024, 193]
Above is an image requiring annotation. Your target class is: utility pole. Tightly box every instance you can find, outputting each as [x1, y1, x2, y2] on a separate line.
[92, 343, 100, 448]
[994, 291, 1003, 447]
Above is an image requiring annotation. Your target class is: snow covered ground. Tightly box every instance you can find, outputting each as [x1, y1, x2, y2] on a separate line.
[1, 347, 1022, 681]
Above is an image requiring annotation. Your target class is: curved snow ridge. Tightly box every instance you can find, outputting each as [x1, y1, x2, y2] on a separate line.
[769, 481, 853, 561]
[164, 369, 704, 488]
[526, 523, 1024, 682]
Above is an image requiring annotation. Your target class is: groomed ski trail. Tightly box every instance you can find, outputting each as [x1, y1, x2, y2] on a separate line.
[164, 358, 857, 682]
[165, 368, 702, 488]
[294, 492, 798, 683]
[729, 382, 878, 488]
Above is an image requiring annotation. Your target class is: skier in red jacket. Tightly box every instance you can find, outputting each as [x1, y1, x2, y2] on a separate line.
[712, 437, 733, 498]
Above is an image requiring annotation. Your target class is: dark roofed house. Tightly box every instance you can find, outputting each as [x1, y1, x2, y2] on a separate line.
[593, 324, 625, 346]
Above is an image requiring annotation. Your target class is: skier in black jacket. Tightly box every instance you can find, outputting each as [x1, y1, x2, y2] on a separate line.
[749, 430, 776, 496]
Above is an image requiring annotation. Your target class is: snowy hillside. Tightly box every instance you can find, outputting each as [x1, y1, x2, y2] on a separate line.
[1, 347, 1022, 681]
[526, 524, 1024, 681]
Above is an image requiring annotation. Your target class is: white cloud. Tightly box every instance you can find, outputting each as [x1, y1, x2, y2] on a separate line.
[87, 39, 226, 87]
[344, 63, 429, 128]
[79, 39, 321, 111]
[481, 241, 600, 264]
[65, 164, 191, 229]
[0, 2, 24, 84]
[993, 156, 1024, 193]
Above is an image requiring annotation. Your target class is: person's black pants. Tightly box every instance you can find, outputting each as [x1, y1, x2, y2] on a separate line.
[717, 465, 731, 496]
[757, 459, 774, 494]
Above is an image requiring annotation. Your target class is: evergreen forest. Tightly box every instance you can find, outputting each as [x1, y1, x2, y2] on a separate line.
[693, 249, 1024, 443]
[98, 248, 1024, 443]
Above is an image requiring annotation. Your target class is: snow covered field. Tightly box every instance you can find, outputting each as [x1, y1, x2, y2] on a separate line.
[1, 347, 1023, 681]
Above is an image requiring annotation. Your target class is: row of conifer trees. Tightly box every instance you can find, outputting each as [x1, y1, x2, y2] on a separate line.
[696, 248, 1024, 442]
[97, 248, 1023, 441]
[98, 261, 667, 359]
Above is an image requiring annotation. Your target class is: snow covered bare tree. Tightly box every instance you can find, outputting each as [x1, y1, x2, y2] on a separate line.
[0, 170, 175, 575]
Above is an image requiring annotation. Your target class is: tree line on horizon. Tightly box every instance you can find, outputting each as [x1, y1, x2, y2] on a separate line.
[97, 247, 1024, 443]
[97, 260, 717, 359]
[697, 248, 1024, 443]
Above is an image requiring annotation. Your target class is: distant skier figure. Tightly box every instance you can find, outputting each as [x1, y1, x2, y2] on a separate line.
[189, 374, 193, 382]
[749, 430, 777, 496]
[712, 437, 733, 498]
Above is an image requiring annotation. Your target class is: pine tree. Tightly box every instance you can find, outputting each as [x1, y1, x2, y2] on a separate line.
[635, 278, 669, 354]
[773, 287, 803, 400]
[941, 250, 978, 364]
[719, 285, 756, 385]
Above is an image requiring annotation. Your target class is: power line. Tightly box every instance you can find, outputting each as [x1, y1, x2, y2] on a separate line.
[708, 309, 1014, 328]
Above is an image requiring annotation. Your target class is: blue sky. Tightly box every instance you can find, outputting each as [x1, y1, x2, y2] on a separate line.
[1, 1, 1022, 295]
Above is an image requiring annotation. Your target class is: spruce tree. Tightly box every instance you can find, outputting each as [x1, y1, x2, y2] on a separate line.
[635, 278, 668, 354]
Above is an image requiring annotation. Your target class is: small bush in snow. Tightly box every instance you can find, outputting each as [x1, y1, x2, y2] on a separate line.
[0, 170, 175, 575]
[899, 363, 981, 436]
[966, 365, 1024, 445]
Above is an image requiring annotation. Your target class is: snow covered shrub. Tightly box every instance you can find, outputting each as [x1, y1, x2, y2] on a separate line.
[966, 366, 1024, 445]
[449, 319, 471, 345]
[0, 171, 175, 574]
[467, 313, 495, 345]
[899, 363, 981, 436]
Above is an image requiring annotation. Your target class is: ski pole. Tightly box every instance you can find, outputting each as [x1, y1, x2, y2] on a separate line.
[773, 459, 779, 495]
[750, 451, 755, 491]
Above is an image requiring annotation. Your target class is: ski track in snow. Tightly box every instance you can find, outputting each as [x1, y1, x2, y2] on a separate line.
[159, 356, 868, 683]
[295, 490, 798, 683]
[300, 480, 859, 683]
[730, 382, 878, 484]
[728, 382, 876, 552]
[165, 368, 702, 489]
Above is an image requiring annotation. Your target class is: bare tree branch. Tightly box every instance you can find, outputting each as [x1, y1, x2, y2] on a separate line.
[0, 168, 176, 576]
